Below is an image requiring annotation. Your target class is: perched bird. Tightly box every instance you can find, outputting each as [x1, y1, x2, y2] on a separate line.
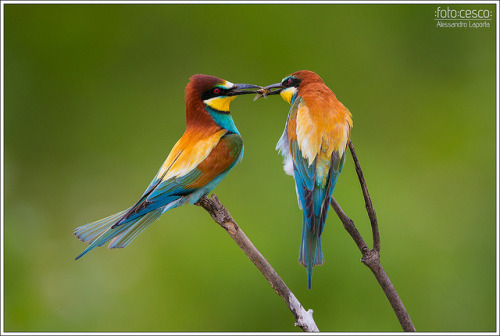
[261, 70, 353, 289]
[74, 74, 260, 260]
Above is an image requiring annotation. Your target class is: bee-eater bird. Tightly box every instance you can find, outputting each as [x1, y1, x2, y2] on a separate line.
[261, 70, 353, 289]
[74, 74, 260, 260]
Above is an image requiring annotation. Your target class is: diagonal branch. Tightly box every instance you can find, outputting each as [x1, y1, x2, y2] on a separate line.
[348, 141, 381, 252]
[330, 197, 369, 254]
[195, 195, 319, 332]
[330, 140, 416, 332]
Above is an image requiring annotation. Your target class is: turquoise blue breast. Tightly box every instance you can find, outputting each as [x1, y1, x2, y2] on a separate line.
[205, 106, 240, 134]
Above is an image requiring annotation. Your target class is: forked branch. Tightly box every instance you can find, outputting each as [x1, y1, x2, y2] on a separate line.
[195, 140, 415, 332]
[330, 141, 416, 332]
[195, 195, 319, 332]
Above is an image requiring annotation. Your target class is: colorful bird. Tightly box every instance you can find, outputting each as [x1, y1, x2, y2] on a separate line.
[261, 70, 353, 289]
[74, 74, 260, 260]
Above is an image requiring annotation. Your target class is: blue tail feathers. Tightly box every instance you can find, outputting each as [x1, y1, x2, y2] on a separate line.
[298, 216, 324, 290]
[74, 207, 163, 260]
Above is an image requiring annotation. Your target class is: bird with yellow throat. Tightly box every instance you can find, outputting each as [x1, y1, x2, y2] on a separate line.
[260, 70, 353, 289]
[74, 75, 260, 260]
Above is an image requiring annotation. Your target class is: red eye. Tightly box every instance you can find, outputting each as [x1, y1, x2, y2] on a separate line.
[286, 78, 292, 85]
[213, 88, 220, 94]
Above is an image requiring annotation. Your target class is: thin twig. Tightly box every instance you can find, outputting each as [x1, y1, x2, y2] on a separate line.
[195, 195, 319, 332]
[330, 140, 416, 332]
[330, 197, 369, 254]
[348, 141, 381, 252]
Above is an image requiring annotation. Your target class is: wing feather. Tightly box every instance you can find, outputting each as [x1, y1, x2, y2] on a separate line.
[115, 128, 228, 226]
[144, 128, 228, 194]
[283, 93, 352, 236]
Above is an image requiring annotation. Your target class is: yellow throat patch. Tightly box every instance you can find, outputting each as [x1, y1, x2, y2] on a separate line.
[280, 87, 298, 105]
[204, 96, 237, 112]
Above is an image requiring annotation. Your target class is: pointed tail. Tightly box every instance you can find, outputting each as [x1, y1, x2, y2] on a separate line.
[298, 214, 324, 290]
[74, 207, 163, 260]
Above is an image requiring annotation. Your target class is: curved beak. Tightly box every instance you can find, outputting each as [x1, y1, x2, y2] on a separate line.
[227, 83, 262, 96]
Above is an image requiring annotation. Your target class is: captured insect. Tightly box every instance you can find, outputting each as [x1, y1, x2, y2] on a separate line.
[254, 87, 270, 101]
[253, 85, 283, 101]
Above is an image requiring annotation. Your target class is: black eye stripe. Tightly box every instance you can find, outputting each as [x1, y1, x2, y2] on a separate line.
[282, 77, 299, 88]
[201, 86, 227, 100]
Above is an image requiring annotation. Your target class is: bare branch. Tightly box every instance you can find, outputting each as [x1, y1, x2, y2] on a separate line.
[330, 197, 415, 331]
[329, 141, 416, 332]
[195, 195, 319, 332]
[330, 197, 369, 254]
[194, 139, 415, 332]
[348, 141, 381, 252]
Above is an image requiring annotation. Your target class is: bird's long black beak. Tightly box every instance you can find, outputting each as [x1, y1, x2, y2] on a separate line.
[253, 82, 282, 101]
[228, 83, 262, 96]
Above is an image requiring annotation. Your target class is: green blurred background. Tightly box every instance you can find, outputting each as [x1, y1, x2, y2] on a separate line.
[4, 3, 496, 332]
